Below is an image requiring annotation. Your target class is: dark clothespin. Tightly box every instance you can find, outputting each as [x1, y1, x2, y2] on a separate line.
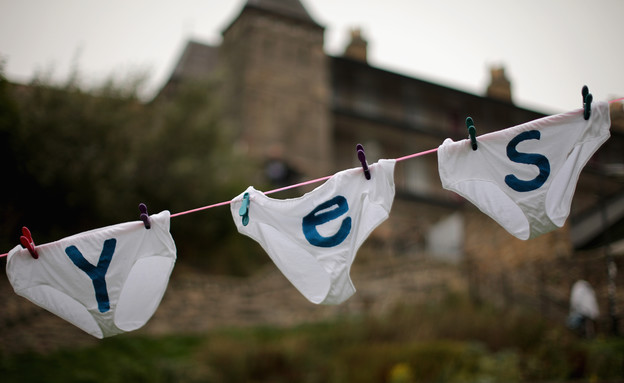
[139, 203, 151, 229]
[466, 117, 478, 151]
[356, 143, 371, 180]
[582, 85, 593, 120]
[239, 192, 250, 226]
[20, 226, 39, 259]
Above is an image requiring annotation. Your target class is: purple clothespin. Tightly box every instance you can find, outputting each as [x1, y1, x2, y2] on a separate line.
[139, 203, 151, 229]
[20, 226, 39, 259]
[582, 85, 593, 120]
[356, 143, 371, 180]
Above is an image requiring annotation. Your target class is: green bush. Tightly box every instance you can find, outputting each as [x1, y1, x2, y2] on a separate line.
[1, 293, 620, 383]
[585, 338, 624, 379]
[0, 67, 265, 274]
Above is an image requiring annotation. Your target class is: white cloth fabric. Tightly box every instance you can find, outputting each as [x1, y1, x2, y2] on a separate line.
[570, 280, 599, 320]
[230, 159, 396, 305]
[6, 211, 176, 338]
[438, 102, 611, 240]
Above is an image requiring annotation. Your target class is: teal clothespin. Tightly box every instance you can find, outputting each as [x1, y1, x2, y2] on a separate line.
[582, 85, 593, 120]
[239, 192, 250, 226]
[466, 117, 478, 151]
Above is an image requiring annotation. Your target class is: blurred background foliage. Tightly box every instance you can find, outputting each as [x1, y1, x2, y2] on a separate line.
[0, 64, 267, 274]
[1, 292, 623, 382]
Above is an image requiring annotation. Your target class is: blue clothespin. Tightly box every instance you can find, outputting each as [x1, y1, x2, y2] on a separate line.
[582, 85, 593, 120]
[466, 117, 478, 151]
[239, 192, 250, 226]
[139, 203, 151, 229]
[356, 143, 371, 180]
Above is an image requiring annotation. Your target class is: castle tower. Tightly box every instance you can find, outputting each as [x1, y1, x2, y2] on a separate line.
[220, 0, 332, 180]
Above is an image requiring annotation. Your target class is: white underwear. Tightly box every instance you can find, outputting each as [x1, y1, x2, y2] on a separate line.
[438, 102, 611, 240]
[230, 159, 396, 304]
[6, 211, 177, 338]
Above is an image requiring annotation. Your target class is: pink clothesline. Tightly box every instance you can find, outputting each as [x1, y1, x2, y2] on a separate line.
[170, 95, 624, 218]
[2, 97, 623, 258]
[0, 147, 439, 258]
[170, 146, 439, 218]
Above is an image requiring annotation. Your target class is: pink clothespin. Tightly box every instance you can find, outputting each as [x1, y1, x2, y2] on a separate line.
[20, 226, 39, 259]
[356, 143, 371, 180]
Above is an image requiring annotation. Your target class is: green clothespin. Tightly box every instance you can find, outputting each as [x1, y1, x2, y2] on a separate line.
[239, 192, 250, 226]
[466, 117, 478, 151]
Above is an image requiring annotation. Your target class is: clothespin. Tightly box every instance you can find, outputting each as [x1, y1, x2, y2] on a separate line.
[582, 85, 593, 120]
[19, 226, 39, 259]
[356, 143, 371, 180]
[239, 192, 250, 226]
[466, 117, 478, 151]
[139, 203, 151, 229]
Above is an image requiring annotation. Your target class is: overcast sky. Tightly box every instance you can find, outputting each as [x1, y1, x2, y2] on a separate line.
[1, 0, 622, 114]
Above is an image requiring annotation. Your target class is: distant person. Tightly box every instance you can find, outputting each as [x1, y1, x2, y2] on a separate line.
[567, 280, 599, 338]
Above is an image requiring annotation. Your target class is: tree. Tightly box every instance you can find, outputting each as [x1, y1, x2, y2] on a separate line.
[0, 68, 266, 275]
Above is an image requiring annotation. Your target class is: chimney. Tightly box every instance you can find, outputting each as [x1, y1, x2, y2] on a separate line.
[486, 66, 512, 103]
[343, 28, 368, 62]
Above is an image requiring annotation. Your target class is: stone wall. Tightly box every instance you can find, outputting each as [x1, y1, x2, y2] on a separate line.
[463, 207, 624, 335]
[0, 249, 466, 355]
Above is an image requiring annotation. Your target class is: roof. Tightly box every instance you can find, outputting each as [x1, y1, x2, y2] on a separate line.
[329, 55, 548, 139]
[170, 40, 219, 82]
[224, 0, 323, 33]
[247, 0, 316, 21]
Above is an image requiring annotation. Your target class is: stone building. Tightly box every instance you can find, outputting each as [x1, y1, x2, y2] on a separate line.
[161, 0, 624, 332]
[158, 0, 624, 332]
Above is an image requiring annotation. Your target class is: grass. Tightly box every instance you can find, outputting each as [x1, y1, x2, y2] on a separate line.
[1, 293, 623, 382]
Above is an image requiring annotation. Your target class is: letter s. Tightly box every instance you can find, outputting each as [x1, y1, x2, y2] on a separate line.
[504, 130, 550, 192]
